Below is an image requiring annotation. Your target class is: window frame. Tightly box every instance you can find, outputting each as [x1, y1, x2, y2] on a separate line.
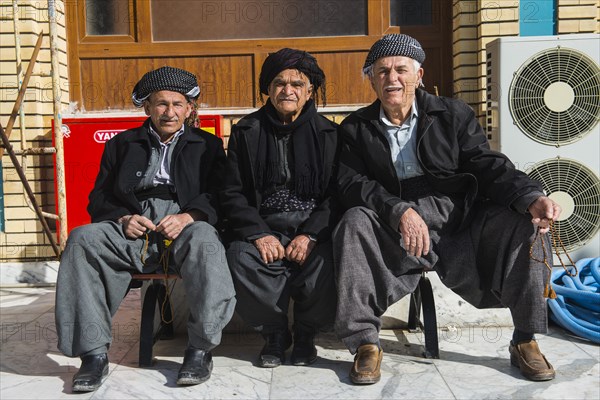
[77, 0, 137, 43]
[72, 0, 396, 51]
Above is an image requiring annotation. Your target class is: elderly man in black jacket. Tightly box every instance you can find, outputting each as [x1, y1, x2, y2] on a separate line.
[55, 66, 235, 391]
[334, 34, 561, 384]
[221, 48, 338, 368]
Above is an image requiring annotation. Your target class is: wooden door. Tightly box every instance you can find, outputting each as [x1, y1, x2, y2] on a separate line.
[391, 0, 454, 97]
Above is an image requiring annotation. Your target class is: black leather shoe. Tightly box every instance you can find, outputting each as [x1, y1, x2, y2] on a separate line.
[177, 348, 213, 385]
[72, 353, 109, 392]
[291, 330, 318, 366]
[259, 330, 292, 368]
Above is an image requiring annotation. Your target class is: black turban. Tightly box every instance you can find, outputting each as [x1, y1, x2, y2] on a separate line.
[259, 48, 325, 96]
[131, 66, 200, 107]
[363, 34, 426, 73]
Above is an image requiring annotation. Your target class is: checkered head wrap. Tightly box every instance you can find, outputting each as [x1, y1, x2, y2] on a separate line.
[363, 34, 426, 74]
[131, 66, 200, 107]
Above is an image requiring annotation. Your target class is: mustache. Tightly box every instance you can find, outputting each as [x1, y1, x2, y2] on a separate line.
[159, 116, 179, 122]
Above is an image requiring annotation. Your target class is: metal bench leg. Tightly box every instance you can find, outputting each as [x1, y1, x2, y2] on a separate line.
[408, 283, 423, 331]
[418, 275, 439, 358]
[139, 282, 158, 367]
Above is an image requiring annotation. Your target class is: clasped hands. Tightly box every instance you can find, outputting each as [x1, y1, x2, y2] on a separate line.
[118, 213, 195, 240]
[253, 234, 315, 266]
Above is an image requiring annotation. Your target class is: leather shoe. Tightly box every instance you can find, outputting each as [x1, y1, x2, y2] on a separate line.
[350, 344, 383, 385]
[291, 330, 317, 366]
[259, 330, 292, 368]
[177, 348, 213, 385]
[72, 353, 109, 392]
[509, 340, 555, 381]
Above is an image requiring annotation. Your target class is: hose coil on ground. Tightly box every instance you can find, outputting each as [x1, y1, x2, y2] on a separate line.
[548, 257, 600, 344]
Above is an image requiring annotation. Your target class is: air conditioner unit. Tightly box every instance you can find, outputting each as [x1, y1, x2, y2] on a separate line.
[486, 34, 600, 263]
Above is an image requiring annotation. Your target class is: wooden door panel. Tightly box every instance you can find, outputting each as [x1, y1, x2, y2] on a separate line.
[80, 55, 255, 110]
[68, 0, 453, 110]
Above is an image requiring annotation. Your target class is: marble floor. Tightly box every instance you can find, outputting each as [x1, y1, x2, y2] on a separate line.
[1, 287, 598, 400]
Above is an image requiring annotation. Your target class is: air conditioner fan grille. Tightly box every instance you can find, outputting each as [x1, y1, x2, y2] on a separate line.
[510, 47, 600, 145]
[527, 158, 600, 252]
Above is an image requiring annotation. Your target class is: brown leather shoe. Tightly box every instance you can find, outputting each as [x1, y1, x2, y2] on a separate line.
[509, 340, 555, 381]
[350, 344, 383, 384]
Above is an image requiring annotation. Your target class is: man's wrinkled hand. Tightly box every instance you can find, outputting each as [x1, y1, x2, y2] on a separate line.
[254, 235, 285, 264]
[156, 213, 194, 240]
[119, 214, 156, 239]
[398, 208, 430, 258]
[285, 234, 316, 266]
[529, 196, 562, 234]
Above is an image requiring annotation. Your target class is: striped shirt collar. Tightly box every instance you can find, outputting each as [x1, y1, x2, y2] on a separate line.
[148, 124, 185, 146]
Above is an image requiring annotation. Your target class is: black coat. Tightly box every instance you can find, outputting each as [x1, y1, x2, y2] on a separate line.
[337, 89, 543, 231]
[88, 119, 226, 226]
[220, 107, 340, 242]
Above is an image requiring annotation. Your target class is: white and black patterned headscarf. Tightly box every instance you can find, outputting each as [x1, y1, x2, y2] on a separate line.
[363, 34, 426, 74]
[131, 66, 200, 107]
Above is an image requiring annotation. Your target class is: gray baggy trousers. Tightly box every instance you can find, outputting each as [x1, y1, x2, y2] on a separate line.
[334, 199, 550, 354]
[55, 220, 236, 357]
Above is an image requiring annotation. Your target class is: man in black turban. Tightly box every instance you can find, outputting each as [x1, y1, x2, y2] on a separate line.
[258, 48, 327, 107]
[55, 66, 236, 391]
[334, 33, 560, 384]
[220, 48, 338, 368]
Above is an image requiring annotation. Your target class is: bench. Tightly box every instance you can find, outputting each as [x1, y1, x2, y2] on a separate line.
[128, 271, 439, 365]
[407, 273, 440, 358]
[129, 273, 179, 367]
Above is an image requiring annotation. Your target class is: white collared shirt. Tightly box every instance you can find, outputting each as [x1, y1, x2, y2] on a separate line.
[379, 100, 423, 180]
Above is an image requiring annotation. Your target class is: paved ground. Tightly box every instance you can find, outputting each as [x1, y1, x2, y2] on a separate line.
[1, 287, 598, 399]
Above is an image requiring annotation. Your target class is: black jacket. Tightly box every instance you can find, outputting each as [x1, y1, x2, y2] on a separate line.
[220, 107, 340, 242]
[88, 119, 226, 226]
[337, 89, 543, 231]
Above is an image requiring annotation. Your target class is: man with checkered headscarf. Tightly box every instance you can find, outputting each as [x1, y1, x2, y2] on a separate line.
[334, 34, 561, 384]
[55, 66, 236, 391]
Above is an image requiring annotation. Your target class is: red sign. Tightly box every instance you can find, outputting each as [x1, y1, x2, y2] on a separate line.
[53, 115, 223, 235]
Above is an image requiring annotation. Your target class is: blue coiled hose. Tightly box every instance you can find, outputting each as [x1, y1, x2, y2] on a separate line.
[548, 257, 600, 344]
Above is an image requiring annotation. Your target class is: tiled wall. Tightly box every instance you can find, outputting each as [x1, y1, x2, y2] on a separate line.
[0, 1, 69, 261]
[453, 0, 520, 125]
[557, 1, 599, 33]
